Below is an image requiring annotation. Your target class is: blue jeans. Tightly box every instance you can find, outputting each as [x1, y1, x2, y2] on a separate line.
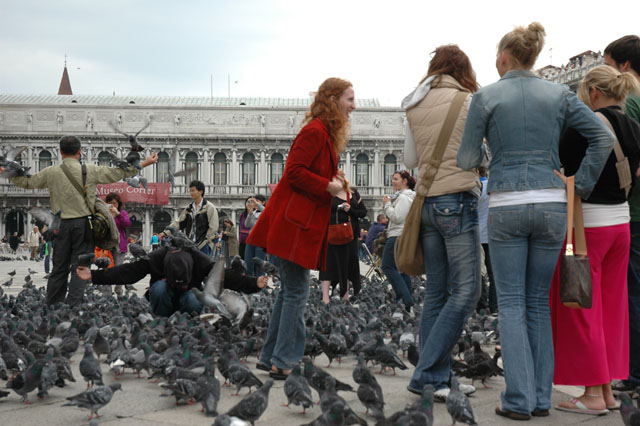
[148, 280, 203, 317]
[489, 202, 566, 414]
[200, 243, 212, 257]
[627, 222, 640, 385]
[245, 244, 266, 276]
[44, 255, 50, 274]
[381, 236, 413, 306]
[259, 256, 310, 370]
[410, 192, 482, 391]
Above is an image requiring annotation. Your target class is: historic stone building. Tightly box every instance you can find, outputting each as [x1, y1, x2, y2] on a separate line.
[0, 82, 406, 243]
[538, 50, 605, 91]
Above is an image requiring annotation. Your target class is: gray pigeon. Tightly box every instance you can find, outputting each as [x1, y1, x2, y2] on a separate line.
[0, 355, 8, 380]
[160, 378, 198, 405]
[79, 343, 103, 388]
[225, 378, 274, 425]
[213, 415, 251, 426]
[129, 243, 149, 260]
[36, 347, 58, 398]
[195, 358, 221, 417]
[320, 376, 367, 426]
[446, 376, 477, 426]
[283, 365, 314, 414]
[620, 392, 640, 426]
[31, 208, 62, 241]
[302, 400, 348, 426]
[63, 382, 122, 420]
[356, 371, 384, 420]
[228, 359, 263, 396]
[302, 356, 354, 399]
[0, 146, 31, 178]
[252, 257, 279, 279]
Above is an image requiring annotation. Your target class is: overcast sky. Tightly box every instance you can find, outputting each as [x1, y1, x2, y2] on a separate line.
[1, 0, 638, 106]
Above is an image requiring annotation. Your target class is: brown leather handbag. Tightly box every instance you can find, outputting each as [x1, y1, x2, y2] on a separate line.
[327, 193, 353, 246]
[559, 175, 593, 309]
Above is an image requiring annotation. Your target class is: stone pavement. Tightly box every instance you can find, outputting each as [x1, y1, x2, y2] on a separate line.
[0, 259, 628, 425]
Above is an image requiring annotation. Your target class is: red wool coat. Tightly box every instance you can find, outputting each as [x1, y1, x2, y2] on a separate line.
[247, 118, 337, 270]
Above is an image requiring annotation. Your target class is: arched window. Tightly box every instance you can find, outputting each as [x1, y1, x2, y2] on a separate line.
[97, 151, 112, 167]
[184, 151, 199, 184]
[213, 152, 227, 186]
[242, 152, 256, 186]
[38, 150, 52, 171]
[153, 210, 172, 234]
[384, 154, 397, 186]
[156, 151, 170, 183]
[355, 153, 369, 187]
[270, 153, 284, 184]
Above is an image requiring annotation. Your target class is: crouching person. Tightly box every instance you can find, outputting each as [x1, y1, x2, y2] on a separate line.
[76, 246, 267, 317]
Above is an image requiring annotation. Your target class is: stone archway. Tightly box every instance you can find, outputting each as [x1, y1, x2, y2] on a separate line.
[5, 210, 26, 238]
[153, 210, 172, 234]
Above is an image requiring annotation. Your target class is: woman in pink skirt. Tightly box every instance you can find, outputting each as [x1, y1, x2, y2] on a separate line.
[551, 65, 640, 415]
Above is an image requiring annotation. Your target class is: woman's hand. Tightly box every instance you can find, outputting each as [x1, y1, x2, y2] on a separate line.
[382, 195, 390, 206]
[553, 170, 568, 185]
[341, 202, 351, 212]
[76, 266, 92, 281]
[109, 205, 119, 217]
[326, 177, 343, 196]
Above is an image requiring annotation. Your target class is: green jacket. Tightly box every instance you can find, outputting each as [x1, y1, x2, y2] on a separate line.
[12, 158, 136, 219]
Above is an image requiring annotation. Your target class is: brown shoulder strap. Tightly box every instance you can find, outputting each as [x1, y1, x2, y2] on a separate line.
[564, 175, 587, 257]
[595, 111, 631, 197]
[60, 162, 94, 214]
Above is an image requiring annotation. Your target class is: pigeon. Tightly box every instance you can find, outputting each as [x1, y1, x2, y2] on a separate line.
[373, 335, 407, 375]
[166, 147, 198, 186]
[195, 358, 221, 417]
[6, 354, 43, 403]
[302, 356, 354, 399]
[219, 290, 252, 324]
[302, 400, 348, 426]
[27, 267, 37, 275]
[620, 392, 640, 426]
[94, 257, 112, 269]
[161, 378, 198, 405]
[0, 146, 31, 178]
[355, 363, 384, 419]
[0, 390, 9, 399]
[108, 119, 150, 152]
[225, 378, 274, 425]
[283, 365, 314, 414]
[79, 343, 103, 388]
[407, 343, 419, 368]
[457, 351, 502, 388]
[0, 355, 8, 380]
[228, 359, 263, 395]
[320, 376, 367, 426]
[1, 278, 12, 288]
[213, 415, 252, 426]
[252, 257, 279, 279]
[36, 348, 58, 398]
[125, 176, 142, 188]
[463, 341, 491, 368]
[30, 208, 62, 241]
[7, 269, 16, 276]
[446, 376, 477, 426]
[129, 243, 149, 260]
[63, 382, 122, 420]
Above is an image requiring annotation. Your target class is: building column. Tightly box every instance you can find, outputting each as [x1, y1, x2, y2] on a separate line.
[345, 152, 351, 180]
[259, 150, 266, 185]
[373, 149, 380, 187]
[202, 150, 210, 184]
[85, 142, 92, 163]
[144, 209, 151, 247]
[231, 149, 238, 185]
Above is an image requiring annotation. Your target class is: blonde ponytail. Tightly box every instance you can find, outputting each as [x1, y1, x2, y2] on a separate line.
[498, 21, 546, 69]
[578, 65, 640, 108]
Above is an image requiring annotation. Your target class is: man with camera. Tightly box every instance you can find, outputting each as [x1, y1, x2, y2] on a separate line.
[2, 136, 158, 306]
[161, 180, 218, 256]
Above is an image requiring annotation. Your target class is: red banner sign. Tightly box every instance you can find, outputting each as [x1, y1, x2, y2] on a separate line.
[97, 182, 170, 205]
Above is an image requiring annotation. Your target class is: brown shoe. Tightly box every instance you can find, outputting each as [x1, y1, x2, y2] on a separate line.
[495, 407, 531, 421]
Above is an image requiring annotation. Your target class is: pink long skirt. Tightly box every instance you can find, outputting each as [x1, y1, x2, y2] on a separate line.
[550, 223, 630, 386]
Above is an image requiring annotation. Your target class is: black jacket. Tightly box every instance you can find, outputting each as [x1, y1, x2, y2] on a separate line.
[91, 245, 261, 294]
[560, 106, 640, 204]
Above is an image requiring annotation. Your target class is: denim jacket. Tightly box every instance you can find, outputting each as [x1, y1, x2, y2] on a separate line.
[457, 70, 615, 199]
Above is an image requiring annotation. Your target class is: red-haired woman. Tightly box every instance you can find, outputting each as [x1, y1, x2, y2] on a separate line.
[404, 45, 482, 401]
[248, 77, 355, 378]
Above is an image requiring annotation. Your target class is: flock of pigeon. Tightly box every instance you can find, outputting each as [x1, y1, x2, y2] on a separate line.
[0, 251, 638, 425]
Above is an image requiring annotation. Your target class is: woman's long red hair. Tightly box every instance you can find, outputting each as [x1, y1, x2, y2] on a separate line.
[423, 45, 478, 93]
[303, 77, 352, 155]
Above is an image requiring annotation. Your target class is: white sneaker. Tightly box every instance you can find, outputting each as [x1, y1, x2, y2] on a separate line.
[459, 383, 476, 396]
[434, 388, 450, 402]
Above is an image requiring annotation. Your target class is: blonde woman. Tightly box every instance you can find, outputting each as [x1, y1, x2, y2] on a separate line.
[552, 65, 640, 415]
[458, 23, 614, 419]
